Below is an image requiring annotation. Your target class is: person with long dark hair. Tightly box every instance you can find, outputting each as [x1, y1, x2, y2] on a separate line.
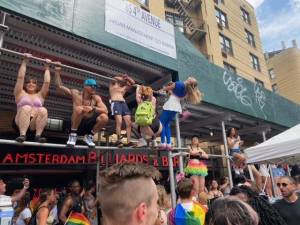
[230, 185, 287, 225]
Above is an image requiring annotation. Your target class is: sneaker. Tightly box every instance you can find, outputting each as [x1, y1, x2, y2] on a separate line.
[125, 142, 137, 147]
[159, 143, 166, 150]
[151, 139, 158, 148]
[83, 134, 96, 148]
[67, 133, 77, 147]
[34, 135, 47, 143]
[115, 139, 123, 148]
[166, 144, 173, 151]
[136, 138, 147, 147]
[16, 135, 26, 143]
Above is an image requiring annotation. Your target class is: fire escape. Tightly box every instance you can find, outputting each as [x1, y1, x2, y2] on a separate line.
[166, 0, 206, 41]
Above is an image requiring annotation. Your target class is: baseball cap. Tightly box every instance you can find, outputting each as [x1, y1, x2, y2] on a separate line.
[84, 79, 97, 87]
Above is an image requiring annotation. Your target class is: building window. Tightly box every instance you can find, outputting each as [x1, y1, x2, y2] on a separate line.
[137, 0, 149, 7]
[272, 84, 279, 93]
[245, 29, 255, 47]
[268, 69, 276, 80]
[215, 7, 228, 28]
[220, 34, 233, 56]
[214, 0, 224, 4]
[250, 53, 260, 71]
[165, 12, 184, 32]
[224, 62, 236, 73]
[255, 78, 264, 87]
[241, 7, 251, 24]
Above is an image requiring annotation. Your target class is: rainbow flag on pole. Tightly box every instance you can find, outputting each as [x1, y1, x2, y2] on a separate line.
[65, 212, 91, 225]
[173, 201, 207, 225]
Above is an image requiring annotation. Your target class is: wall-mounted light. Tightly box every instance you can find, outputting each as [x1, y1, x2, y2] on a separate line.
[209, 128, 214, 136]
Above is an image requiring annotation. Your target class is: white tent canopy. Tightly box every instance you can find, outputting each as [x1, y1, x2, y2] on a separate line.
[245, 124, 300, 164]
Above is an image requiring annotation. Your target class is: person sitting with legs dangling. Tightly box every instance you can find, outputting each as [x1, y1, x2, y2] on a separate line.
[55, 65, 108, 147]
[14, 53, 51, 143]
[159, 77, 202, 150]
[134, 85, 162, 148]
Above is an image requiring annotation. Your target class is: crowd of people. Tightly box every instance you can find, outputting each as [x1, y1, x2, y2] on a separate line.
[1, 161, 300, 225]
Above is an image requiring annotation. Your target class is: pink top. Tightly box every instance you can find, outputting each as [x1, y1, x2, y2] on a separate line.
[17, 95, 43, 109]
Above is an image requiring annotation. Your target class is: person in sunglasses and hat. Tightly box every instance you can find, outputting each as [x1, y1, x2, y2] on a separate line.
[55, 65, 108, 147]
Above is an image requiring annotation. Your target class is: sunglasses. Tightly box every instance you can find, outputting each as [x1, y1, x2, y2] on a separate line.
[88, 85, 97, 89]
[277, 182, 289, 188]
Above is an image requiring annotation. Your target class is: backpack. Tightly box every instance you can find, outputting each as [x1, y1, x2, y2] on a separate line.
[135, 101, 155, 126]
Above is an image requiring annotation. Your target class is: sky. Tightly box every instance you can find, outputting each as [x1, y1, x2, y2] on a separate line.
[247, 0, 300, 52]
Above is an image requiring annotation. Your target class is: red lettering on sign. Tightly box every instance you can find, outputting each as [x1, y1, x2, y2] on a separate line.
[28, 153, 36, 164]
[52, 154, 60, 164]
[16, 153, 28, 163]
[162, 156, 168, 167]
[76, 155, 85, 163]
[45, 154, 51, 164]
[37, 153, 44, 163]
[119, 154, 127, 163]
[173, 157, 179, 167]
[60, 155, 68, 164]
[88, 152, 96, 163]
[153, 159, 158, 167]
[68, 155, 76, 164]
[2, 153, 13, 163]
[128, 154, 135, 162]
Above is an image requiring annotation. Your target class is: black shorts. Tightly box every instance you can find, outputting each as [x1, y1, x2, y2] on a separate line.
[150, 117, 161, 133]
[110, 101, 131, 116]
[77, 112, 99, 135]
[138, 117, 161, 134]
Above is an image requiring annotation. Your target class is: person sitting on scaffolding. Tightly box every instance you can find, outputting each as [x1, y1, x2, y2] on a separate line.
[158, 77, 202, 150]
[134, 85, 162, 147]
[54, 64, 108, 147]
[14, 53, 50, 143]
[227, 127, 246, 173]
[109, 74, 135, 147]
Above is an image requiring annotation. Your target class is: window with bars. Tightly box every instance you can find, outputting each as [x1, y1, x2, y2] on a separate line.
[268, 69, 276, 80]
[241, 7, 251, 24]
[215, 7, 228, 28]
[255, 78, 264, 87]
[220, 34, 233, 55]
[272, 84, 279, 93]
[165, 12, 184, 32]
[245, 29, 255, 47]
[250, 53, 260, 71]
[137, 0, 149, 7]
[223, 62, 236, 73]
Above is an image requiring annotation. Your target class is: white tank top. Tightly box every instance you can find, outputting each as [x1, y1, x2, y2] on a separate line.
[163, 94, 182, 113]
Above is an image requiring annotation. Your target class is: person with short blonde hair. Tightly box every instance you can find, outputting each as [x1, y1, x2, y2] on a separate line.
[99, 162, 161, 225]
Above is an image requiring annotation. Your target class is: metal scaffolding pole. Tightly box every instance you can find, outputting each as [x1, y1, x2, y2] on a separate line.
[168, 151, 176, 208]
[0, 13, 8, 49]
[262, 131, 277, 196]
[221, 121, 233, 188]
[175, 114, 184, 173]
[0, 47, 115, 82]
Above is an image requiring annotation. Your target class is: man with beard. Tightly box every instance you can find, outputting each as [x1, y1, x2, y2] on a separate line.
[55, 65, 108, 147]
[274, 176, 300, 225]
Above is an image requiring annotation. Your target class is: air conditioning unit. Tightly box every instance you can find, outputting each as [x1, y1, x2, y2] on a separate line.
[221, 49, 227, 58]
[217, 23, 223, 30]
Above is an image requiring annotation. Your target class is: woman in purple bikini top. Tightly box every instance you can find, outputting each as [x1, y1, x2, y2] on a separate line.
[13, 53, 51, 143]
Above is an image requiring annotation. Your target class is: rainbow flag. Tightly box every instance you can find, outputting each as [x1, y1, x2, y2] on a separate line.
[65, 212, 91, 225]
[173, 202, 207, 225]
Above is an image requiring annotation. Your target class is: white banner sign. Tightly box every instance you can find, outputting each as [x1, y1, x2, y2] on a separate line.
[105, 0, 177, 59]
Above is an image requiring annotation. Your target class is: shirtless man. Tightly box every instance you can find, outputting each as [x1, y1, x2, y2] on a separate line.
[55, 65, 108, 147]
[109, 74, 135, 147]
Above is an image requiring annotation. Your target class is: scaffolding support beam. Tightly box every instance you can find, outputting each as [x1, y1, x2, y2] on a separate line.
[221, 121, 233, 188]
